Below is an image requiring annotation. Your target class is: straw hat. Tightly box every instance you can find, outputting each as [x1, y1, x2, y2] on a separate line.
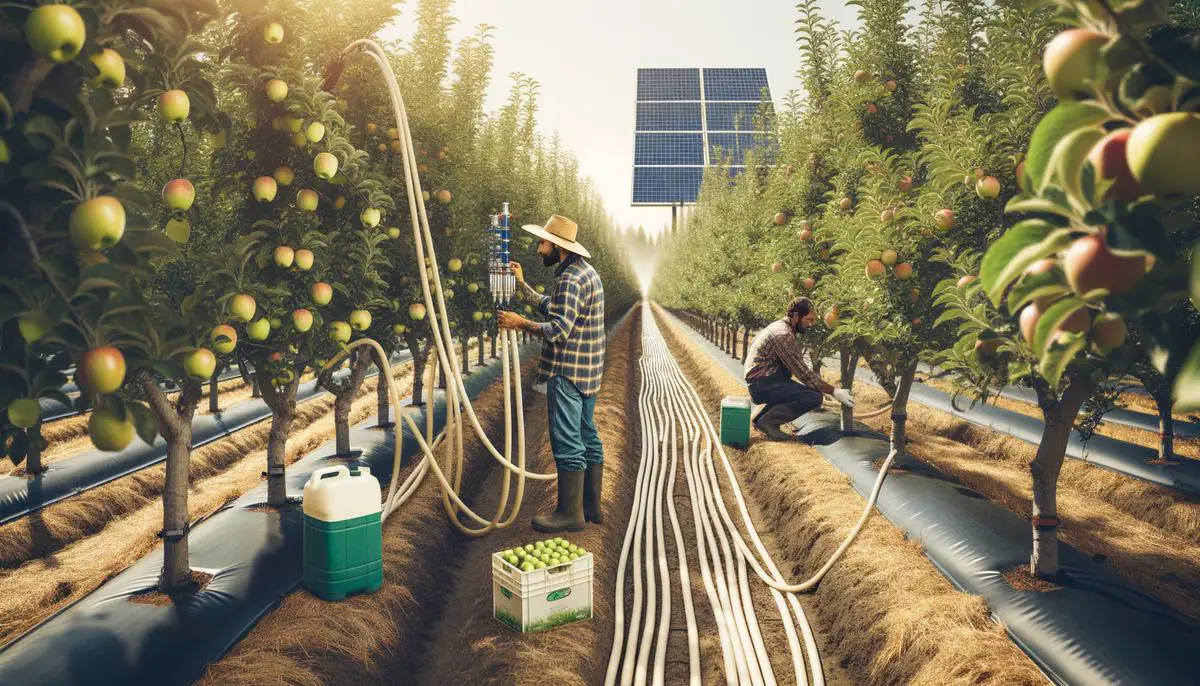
[520, 214, 591, 258]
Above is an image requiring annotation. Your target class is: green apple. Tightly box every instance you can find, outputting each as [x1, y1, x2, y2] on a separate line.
[444, 289, 454, 300]
[253, 176, 277, 202]
[25, 5, 86, 63]
[0, 137, 9, 164]
[535, 285, 545, 294]
[229, 293, 257, 322]
[184, 348, 217, 380]
[79, 347, 126, 395]
[305, 122, 326, 144]
[284, 117, 302, 133]
[162, 179, 195, 211]
[976, 175, 1000, 199]
[265, 78, 288, 102]
[313, 152, 338, 179]
[330, 321, 352, 343]
[273, 166, 294, 186]
[1125, 112, 1200, 197]
[392, 323, 407, 335]
[467, 283, 479, 294]
[269, 318, 282, 330]
[360, 207, 381, 228]
[246, 318, 271, 341]
[534, 560, 547, 570]
[18, 311, 53, 343]
[89, 408, 135, 452]
[521, 561, 535, 572]
[69, 196, 126, 251]
[211, 324, 238, 354]
[294, 249, 314, 270]
[524, 544, 535, 552]
[349, 309, 372, 331]
[263, 21, 284, 44]
[296, 189, 319, 212]
[273, 245, 295, 268]
[89, 49, 126, 87]
[158, 89, 190, 123]
[165, 218, 190, 243]
[471, 311, 483, 322]
[448, 258, 462, 272]
[311, 282, 333, 306]
[7, 398, 41, 429]
[291, 308, 313, 332]
[386, 226, 401, 239]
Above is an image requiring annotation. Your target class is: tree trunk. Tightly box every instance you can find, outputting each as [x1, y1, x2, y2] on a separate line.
[742, 329, 750, 364]
[1030, 376, 1095, 578]
[840, 346, 858, 434]
[377, 357, 391, 427]
[890, 361, 918, 454]
[332, 352, 372, 457]
[251, 376, 261, 398]
[461, 335, 470, 375]
[490, 330, 498, 359]
[478, 334, 485, 366]
[24, 425, 45, 475]
[208, 371, 219, 413]
[730, 324, 739, 359]
[141, 376, 201, 592]
[408, 335, 426, 406]
[1156, 391, 1174, 461]
[259, 373, 299, 507]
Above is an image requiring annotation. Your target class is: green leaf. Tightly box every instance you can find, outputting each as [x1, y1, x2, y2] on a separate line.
[74, 263, 128, 296]
[1048, 126, 1105, 203]
[980, 220, 1073, 307]
[1008, 268, 1070, 313]
[1191, 243, 1200, 309]
[126, 401, 159, 447]
[1033, 297, 1088, 355]
[1005, 193, 1073, 219]
[1040, 332, 1088, 388]
[1025, 102, 1111, 190]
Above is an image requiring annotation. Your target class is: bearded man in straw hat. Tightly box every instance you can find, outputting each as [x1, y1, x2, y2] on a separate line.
[497, 214, 606, 533]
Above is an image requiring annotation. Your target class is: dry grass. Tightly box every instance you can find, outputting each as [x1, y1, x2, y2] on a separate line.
[841, 380, 1200, 621]
[1002, 567, 1061, 593]
[196, 339, 543, 686]
[0, 364, 416, 647]
[657, 305, 1044, 686]
[920, 376, 1200, 460]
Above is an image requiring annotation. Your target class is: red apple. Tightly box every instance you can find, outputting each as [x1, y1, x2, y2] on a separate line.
[294, 249, 313, 270]
[291, 308, 313, 333]
[210, 324, 238, 354]
[774, 212, 787, 226]
[1062, 234, 1146, 296]
[897, 176, 913, 192]
[158, 89, 190, 123]
[957, 275, 977, 289]
[89, 49, 125, 87]
[802, 277, 816, 291]
[436, 189, 453, 204]
[853, 70, 869, 83]
[310, 281, 332, 305]
[798, 229, 813, 242]
[162, 179, 195, 211]
[1043, 29, 1108, 100]
[313, 152, 338, 180]
[976, 175, 1001, 199]
[884, 80, 897, 92]
[934, 208, 955, 231]
[253, 176, 277, 202]
[409, 303, 427, 320]
[1086, 128, 1141, 201]
[770, 262, 783, 273]
[865, 260, 885, 280]
[273, 166, 294, 186]
[296, 189, 319, 212]
[79, 347, 126, 395]
[894, 262, 913, 280]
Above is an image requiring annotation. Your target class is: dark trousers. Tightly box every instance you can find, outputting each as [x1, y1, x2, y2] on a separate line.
[747, 373, 823, 426]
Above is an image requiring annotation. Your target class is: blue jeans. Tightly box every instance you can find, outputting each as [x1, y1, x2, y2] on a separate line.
[547, 375, 604, 472]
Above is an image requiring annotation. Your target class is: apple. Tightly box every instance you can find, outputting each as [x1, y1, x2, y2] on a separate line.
[246, 318, 271, 341]
[880, 249, 898, 266]
[184, 348, 217, 380]
[798, 229, 813, 242]
[471, 311, 484, 322]
[884, 79, 897, 92]
[360, 207, 381, 228]
[69, 196, 126, 250]
[435, 189, 452, 204]
[957, 275, 977, 289]
[1125, 112, 1200, 197]
[291, 308, 313, 332]
[934, 208, 955, 231]
[89, 408, 134, 452]
[392, 323, 407, 335]
[377, 143, 388, 153]
[388, 127, 399, 139]
[313, 152, 338, 179]
[444, 289, 455, 300]
[880, 209, 894, 224]
[422, 190, 430, 202]
[975, 168, 986, 179]
[349, 310, 372, 331]
[1062, 234, 1146, 296]
[1020, 301, 1089, 348]
[865, 260, 885, 280]
[824, 306, 840, 328]
[1043, 29, 1108, 101]
[448, 258, 463, 272]
[1016, 160, 1026, 186]
[265, 78, 288, 102]
[334, 195, 347, 210]
[162, 179, 195, 211]
[774, 212, 787, 226]
[467, 283, 479, 294]
[1019, 304, 1041, 345]
[311, 281, 333, 305]
[853, 69, 868, 83]
[866, 103, 878, 114]
[25, 5, 86, 63]
[296, 189, 319, 212]
[294, 249, 313, 270]
[18, 311, 53, 343]
[229, 293, 257, 322]
[211, 324, 238, 354]
[894, 262, 913, 280]
[771, 262, 782, 273]
[386, 226, 401, 239]
[7, 398, 41, 429]
[409, 303, 427, 320]
[263, 21, 284, 44]
[270, 317, 282, 330]
[291, 132, 307, 147]
[305, 121, 326, 143]
[89, 49, 125, 87]
[839, 197, 853, 210]
[974, 333, 1004, 363]
[1091, 313, 1128, 352]
[273, 166, 294, 186]
[273, 245, 295, 268]
[1086, 128, 1141, 201]
[159, 89, 190, 123]
[976, 175, 1001, 199]
[802, 277, 816, 291]
[897, 176, 912, 192]
[910, 287, 920, 303]
[253, 176, 278, 202]
[245, 151, 256, 160]
[366, 123, 378, 135]
[330, 321, 352, 343]
[0, 138, 8, 164]
[535, 284, 546, 294]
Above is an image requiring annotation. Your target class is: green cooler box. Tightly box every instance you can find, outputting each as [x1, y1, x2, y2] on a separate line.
[720, 396, 752, 448]
[302, 465, 384, 601]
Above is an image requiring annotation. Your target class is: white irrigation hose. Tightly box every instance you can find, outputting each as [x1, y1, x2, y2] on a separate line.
[331, 40, 558, 537]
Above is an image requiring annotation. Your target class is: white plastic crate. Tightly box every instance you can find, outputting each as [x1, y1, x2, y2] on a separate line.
[492, 551, 594, 632]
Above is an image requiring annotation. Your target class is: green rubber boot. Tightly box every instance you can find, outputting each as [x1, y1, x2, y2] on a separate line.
[583, 463, 603, 524]
[533, 469, 585, 533]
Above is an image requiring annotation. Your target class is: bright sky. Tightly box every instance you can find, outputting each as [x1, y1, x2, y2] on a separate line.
[382, 1, 861, 236]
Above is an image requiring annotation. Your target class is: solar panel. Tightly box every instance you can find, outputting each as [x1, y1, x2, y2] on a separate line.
[632, 67, 774, 206]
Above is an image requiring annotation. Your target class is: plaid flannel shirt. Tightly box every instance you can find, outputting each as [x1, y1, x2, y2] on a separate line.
[744, 319, 831, 393]
[522, 254, 606, 396]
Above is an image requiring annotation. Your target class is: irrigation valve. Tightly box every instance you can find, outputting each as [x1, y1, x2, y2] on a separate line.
[489, 202, 516, 308]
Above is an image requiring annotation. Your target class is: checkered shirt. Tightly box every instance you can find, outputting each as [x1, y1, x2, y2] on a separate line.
[525, 254, 606, 396]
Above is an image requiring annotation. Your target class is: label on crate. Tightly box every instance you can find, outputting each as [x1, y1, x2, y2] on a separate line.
[501, 586, 513, 599]
[547, 588, 571, 602]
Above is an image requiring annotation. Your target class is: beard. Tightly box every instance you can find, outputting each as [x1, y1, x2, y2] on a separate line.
[791, 319, 807, 334]
[542, 251, 561, 267]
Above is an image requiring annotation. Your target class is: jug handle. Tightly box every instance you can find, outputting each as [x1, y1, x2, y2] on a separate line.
[311, 465, 350, 484]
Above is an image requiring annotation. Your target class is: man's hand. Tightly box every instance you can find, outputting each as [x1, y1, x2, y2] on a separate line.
[832, 388, 856, 408]
[509, 261, 525, 284]
[497, 310, 528, 331]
